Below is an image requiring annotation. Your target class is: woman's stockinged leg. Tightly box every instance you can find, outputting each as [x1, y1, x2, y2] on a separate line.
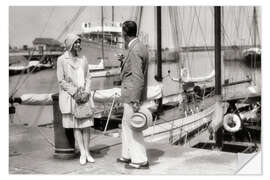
[74, 128, 87, 165]
[83, 127, 95, 163]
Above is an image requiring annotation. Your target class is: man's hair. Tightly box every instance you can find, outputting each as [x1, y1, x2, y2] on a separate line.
[122, 21, 137, 37]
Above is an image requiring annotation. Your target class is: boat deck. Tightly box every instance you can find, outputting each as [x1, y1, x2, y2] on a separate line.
[9, 124, 257, 175]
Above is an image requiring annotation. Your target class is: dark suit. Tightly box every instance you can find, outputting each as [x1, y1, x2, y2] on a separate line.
[120, 38, 149, 163]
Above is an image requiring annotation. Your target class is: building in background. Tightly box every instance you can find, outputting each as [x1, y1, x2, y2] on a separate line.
[32, 38, 63, 52]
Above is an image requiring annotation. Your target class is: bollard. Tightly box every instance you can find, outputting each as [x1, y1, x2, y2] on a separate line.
[52, 93, 77, 159]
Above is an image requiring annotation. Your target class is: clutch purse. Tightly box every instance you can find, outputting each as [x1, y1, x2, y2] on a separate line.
[74, 101, 94, 120]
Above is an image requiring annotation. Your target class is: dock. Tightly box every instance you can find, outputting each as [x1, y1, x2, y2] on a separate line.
[9, 124, 257, 175]
[9, 51, 63, 57]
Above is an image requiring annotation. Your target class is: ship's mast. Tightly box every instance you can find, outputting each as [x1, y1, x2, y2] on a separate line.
[101, 6, 105, 61]
[253, 7, 258, 47]
[156, 6, 162, 82]
[214, 6, 222, 97]
[214, 6, 224, 148]
[112, 6, 114, 25]
[156, 6, 163, 110]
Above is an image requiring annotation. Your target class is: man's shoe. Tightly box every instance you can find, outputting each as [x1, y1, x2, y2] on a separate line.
[125, 162, 149, 169]
[116, 157, 131, 164]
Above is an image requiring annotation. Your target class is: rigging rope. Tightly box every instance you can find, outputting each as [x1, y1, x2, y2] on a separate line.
[10, 50, 36, 97]
[11, 7, 89, 98]
[40, 8, 55, 37]
[10, 7, 57, 97]
[194, 7, 213, 68]
[57, 7, 87, 40]
[10, 54, 48, 97]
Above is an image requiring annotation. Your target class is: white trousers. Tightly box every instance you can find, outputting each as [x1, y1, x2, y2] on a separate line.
[121, 103, 148, 163]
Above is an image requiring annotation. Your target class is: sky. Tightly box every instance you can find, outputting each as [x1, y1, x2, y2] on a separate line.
[9, 6, 134, 47]
[9, 6, 260, 48]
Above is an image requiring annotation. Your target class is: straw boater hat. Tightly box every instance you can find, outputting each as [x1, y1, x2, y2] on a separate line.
[129, 107, 153, 131]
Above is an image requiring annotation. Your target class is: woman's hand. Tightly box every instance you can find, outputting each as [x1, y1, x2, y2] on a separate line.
[79, 92, 90, 104]
[73, 87, 83, 101]
[73, 87, 90, 104]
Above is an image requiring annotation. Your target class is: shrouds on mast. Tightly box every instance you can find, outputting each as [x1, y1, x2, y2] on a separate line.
[57, 7, 87, 40]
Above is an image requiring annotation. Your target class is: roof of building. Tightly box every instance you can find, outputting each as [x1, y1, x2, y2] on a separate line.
[32, 38, 62, 46]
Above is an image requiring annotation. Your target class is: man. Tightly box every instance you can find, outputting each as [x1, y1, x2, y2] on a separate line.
[116, 21, 149, 169]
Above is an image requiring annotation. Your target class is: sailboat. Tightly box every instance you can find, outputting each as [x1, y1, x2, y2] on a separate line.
[143, 6, 217, 144]
[9, 6, 260, 150]
[9, 6, 262, 175]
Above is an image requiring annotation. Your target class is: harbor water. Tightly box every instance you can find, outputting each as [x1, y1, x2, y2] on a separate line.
[9, 51, 261, 126]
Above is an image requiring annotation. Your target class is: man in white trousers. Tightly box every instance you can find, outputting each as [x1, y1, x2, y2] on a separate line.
[117, 20, 149, 169]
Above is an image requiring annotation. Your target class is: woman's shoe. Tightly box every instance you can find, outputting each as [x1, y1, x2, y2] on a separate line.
[86, 154, 95, 163]
[80, 155, 87, 165]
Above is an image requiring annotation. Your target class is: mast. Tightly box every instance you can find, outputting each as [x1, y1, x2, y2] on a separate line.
[155, 6, 163, 111]
[156, 6, 162, 82]
[112, 6, 114, 25]
[214, 6, 222, 96]
[101, 6, 105, 60]
[253, 7, 258, 47]
[133, 7, 143, 33]
[137, 7, 143, 34]
[214, 6, 223, 148]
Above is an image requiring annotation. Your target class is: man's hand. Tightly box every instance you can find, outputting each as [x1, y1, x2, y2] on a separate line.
[131, 102, 140, 113]
[116, 53, 125, 62]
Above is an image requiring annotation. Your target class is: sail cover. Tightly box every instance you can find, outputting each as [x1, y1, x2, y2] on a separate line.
[180, 68, 215, 83]
[20, 84, 163, 105]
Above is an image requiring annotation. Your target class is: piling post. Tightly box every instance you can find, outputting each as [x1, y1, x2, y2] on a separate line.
[52, 93, 77, 159]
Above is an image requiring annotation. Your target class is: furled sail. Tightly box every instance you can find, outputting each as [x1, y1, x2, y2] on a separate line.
[181, 67, 215, 83]
[19, 84, 163, 105]
[171, 67, 215, 83]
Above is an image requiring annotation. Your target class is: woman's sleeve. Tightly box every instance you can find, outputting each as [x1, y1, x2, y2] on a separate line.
[84, 57, 92, 94]
[57, 58, 77, 96]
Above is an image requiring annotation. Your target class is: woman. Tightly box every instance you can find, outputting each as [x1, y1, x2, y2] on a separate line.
[57, 34, 95, 165]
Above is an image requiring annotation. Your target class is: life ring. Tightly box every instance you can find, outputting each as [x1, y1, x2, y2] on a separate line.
[223, 113, 241, 132]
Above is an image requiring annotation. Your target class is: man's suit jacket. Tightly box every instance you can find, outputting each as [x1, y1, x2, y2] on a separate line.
[120, 38, 149, 104]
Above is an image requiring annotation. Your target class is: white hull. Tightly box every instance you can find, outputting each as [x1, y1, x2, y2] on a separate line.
[144, 103, 216, 143]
